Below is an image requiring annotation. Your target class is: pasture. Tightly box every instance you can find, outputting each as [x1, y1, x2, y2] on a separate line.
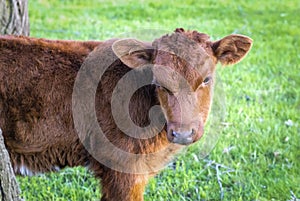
[16, 0, 299, 200]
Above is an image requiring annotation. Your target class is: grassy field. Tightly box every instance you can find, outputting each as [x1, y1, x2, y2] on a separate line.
[17, 0, 300, 200]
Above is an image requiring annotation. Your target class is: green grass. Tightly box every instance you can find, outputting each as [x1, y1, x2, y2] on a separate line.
[16, 0, 300, 200]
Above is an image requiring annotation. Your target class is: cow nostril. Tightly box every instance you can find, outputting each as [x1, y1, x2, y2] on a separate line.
[171, 130, 195, 138]
[171, 130, 179, 138]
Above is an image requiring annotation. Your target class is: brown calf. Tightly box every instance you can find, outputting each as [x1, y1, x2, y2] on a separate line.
[0, 28, 252, 200]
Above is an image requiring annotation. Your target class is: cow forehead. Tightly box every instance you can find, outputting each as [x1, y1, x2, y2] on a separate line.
[152, 32, 214, 70]
[152, 56, 214, 92]
[152, 31, 213, 58]
[153, 33, 215, 90]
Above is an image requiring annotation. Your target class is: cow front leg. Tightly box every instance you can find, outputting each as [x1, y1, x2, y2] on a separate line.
[100, 171, 147, 201]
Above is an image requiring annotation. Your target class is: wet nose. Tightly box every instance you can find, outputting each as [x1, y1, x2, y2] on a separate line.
[170, 129, 195, 145]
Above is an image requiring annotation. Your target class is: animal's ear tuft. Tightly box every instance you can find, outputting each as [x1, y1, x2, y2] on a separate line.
[112, 39, 153, 68]
[211, 34, 253, 66]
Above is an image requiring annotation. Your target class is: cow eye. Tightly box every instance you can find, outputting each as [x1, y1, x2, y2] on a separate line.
[203, 76, 212, 85]
[159, 86, 173, 95]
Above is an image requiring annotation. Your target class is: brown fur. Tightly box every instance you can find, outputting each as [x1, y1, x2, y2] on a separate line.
[0, 29, 252, 200]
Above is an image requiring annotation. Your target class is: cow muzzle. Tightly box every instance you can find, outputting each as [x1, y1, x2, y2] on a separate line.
[167, 125, 204, 145]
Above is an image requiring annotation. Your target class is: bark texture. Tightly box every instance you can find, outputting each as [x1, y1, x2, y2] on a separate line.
[0, 0, 29, 200]
[0, 0, 29, 36]
[0, 129, 22, 201]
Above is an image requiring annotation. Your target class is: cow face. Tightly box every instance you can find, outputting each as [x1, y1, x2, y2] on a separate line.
[112, 28, 252, 145]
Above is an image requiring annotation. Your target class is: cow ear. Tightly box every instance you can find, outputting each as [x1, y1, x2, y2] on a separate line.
[112, 39, 153, 68]
[211, 34, 253, 66]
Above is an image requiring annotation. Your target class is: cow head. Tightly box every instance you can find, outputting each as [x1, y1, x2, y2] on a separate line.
[112, 28, 252, 145]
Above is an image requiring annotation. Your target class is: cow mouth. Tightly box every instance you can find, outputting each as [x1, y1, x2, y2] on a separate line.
[172, 136, 194, 145]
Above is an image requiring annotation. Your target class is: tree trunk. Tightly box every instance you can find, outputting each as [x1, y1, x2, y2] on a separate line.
[0, 0, 28, 199]
[0, 0, 29, 36]
[0, 0, 29, 201]
[0, 129, 22, 201]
